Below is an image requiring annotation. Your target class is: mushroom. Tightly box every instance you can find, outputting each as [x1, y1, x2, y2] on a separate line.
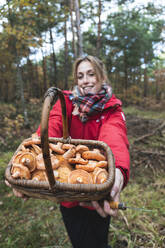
[11, 163, 31, 179]
[62, 144, 75, 150]
[22, 139, 41, 147]
[49, 142, 65, 154]
[32, 170, 48, 181]
[97, 160, 108, 168]
[75, 145, 89, 154]
[54, 154, 73, 169]
[19, 152, 36, 172]
[82, 149, 106, 161]
[21, 144, 28, 152]
[92, 167, 108, 184]
[57, 166, 72, 183]
[28, 148, 38, 158]
[76, 160, 107, 172]
[35, 153, 46, 170]
[76, 160, 97, 172]
[12, 151, 23, 164]
[63, 147, 76, 160]
[36, 153, 60, 170]
[31, 132, 39, 140]
[31, 144, 42, 155]
[53, 169, 59, 179]
[68, 152, 88, 165]
[51, 154, 62, 169]
[68, 169, 93, 184]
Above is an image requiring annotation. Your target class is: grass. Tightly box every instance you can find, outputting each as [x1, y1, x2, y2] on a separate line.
[0, 153, 71, 248]
[108, 173, 165, 248]
[123, 106, 165, 120]
[0, 105, 165, 248]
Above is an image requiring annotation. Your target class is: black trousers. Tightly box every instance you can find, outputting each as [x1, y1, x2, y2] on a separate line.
[60, 205, 111, 248]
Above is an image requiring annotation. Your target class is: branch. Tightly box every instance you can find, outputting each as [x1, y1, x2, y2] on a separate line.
[132, 121, 165, 144]
[135, 150, 165, 157]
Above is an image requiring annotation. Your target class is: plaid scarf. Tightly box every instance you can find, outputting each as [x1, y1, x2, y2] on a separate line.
[69, 84, 112, 123]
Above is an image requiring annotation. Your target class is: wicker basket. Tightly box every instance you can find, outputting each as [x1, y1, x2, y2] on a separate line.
[5, 87, 115, 203]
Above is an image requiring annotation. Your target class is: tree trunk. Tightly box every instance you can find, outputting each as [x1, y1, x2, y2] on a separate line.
[27, 58, 40, 98]
[96, 0, 102, 58]
[74, 0, 83, 57]
[3, 79, 9, 102]
[41, 49, 48, 93]
[34, 62, 41, 98]
[49, 28, 58, 86]
[16, 57, 29, 126]
[123, 50, 128, 90]
[64, 11, 69, 89]
[70, 0, 77, 58]
[7, 0, 29, 124]
[143, 54, 149, 98]
[155, 79, 160, 102]
[143, 66, 148, 98]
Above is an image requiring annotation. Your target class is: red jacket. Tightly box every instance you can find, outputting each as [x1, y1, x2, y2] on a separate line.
[37, 91, 130, 208]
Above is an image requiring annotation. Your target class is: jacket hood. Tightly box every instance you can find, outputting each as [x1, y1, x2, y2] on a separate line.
[104, 94, 122, 109]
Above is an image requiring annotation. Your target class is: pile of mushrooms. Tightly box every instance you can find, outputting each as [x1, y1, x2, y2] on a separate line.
[11, 135, 109, 185]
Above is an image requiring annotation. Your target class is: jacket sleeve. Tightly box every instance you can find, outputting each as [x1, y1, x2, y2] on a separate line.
[36, 95, 72, 138]
[98, 108, 130, 187]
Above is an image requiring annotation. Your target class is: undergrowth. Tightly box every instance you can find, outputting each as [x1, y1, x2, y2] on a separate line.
[0, 104, 165, 248]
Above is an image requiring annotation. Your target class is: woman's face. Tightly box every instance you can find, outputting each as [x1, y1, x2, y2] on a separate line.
[77, 60, 102, 95]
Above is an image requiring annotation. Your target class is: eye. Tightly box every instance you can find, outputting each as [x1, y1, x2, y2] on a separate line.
[88, 71, 95, 77]
[77, 74, 83, 79]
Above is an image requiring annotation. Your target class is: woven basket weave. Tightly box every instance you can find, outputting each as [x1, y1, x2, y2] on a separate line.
[5, 87, 115, 203]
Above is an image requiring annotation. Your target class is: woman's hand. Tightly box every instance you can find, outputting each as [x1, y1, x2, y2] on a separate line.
[5, 180, 29, 200]
[103, 168, 124, 217]
[79, 168, 124, 218]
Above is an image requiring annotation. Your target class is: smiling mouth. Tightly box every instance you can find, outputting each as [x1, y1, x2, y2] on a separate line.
[79, 85, 95, 95]
[83, 86, 94, 90]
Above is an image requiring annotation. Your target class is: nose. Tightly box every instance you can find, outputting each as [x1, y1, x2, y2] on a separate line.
[82, 74, 89, 84]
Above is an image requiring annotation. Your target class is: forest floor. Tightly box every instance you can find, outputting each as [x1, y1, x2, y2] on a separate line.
[0, 102, 165, 248]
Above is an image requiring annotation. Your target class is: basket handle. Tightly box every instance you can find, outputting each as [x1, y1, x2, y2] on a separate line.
[40, 87, 69, 190]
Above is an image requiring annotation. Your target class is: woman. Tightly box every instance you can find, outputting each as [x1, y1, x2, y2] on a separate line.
[37, 55, 130, 248]
[8, 55, 130, 248]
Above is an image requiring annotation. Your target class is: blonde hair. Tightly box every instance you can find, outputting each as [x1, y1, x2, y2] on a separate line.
[73, 55, 110, 85]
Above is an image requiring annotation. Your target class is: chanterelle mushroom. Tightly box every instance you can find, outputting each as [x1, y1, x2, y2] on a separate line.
[68, 152, 88, 165]
[11, 163, 31, 179]
[68, 169, 93, 184]
[82, 148, 106, 161]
